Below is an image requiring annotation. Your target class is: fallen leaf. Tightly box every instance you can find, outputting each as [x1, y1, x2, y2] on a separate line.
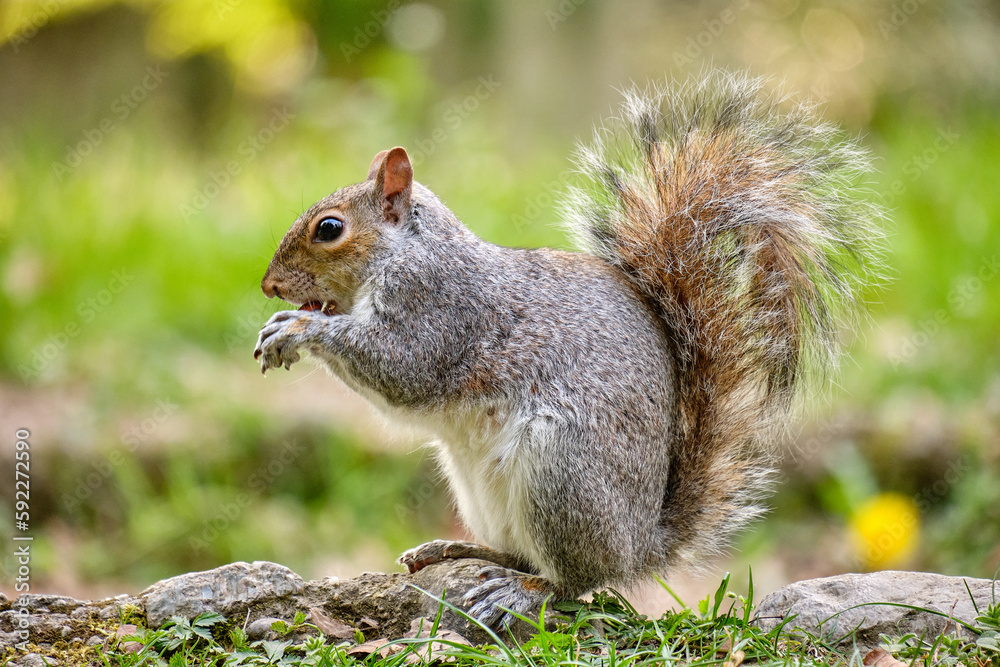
[308, 607, 355, 640]
[714, 635, 744, 667]
[402, 618, 471, 663]
[723, 650, 745, 667]
[863, 648, 907, 667]
[105, 624, 143, 654]
[405, 617, 436, 640]
[347, 637, 397, 659]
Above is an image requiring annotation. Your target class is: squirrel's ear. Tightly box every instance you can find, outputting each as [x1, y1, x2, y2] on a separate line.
[372, 147, 413, 224]
[366, 150, 390, 181]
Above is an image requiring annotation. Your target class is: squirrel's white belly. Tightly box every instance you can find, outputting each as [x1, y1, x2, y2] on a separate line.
[431, 405, 555, 576]
[320, 354, 554, 574]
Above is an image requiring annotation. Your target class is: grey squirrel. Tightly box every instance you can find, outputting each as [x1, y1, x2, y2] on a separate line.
[253, 71, 882, 627]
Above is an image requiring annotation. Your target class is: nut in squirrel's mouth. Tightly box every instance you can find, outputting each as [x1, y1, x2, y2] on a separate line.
[299, 300, 337, 316]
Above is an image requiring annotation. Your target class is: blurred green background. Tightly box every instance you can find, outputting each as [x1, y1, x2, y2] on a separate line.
[0, 0, 998, 610]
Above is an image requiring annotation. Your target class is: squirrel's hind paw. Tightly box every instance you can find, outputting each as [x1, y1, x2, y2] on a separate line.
[463, 567, 556, 629]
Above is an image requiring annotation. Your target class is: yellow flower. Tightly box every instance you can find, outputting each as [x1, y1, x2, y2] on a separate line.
[850, 493, 920, 570]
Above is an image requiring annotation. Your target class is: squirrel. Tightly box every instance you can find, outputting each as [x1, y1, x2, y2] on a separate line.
[253, 71, 882, 627]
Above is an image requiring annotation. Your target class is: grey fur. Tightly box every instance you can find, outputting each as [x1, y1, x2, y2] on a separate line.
[254, 71, 883, 626]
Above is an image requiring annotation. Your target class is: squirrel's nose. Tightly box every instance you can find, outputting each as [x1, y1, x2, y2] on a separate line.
[261, 273, 280, 299]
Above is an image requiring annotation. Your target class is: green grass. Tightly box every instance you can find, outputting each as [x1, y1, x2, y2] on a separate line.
[28, 575, 995, 667]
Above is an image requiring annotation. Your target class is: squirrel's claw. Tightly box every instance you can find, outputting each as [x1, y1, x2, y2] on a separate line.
[254, 310, 313, 374]
[463, 567, 556, 629]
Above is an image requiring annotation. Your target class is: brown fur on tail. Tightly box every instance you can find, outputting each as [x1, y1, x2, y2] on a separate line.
[564, 71, 884, 568]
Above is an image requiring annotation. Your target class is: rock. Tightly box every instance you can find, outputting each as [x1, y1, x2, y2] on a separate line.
[95, 594, 141, 620]
[24, 614, 70, 633]
[69, 607, 94, 621]
[303, 558, 544, 643]
[0, 556, 562, 660]
[141, 560, 304, 627]
[0, 609, 70, 645]
[17, 653, 54, 667]
[246, 616, 285, 641]
[15, 596, 86, 615]
[140, 558, 545, 644]
[754, 571, 996, 650]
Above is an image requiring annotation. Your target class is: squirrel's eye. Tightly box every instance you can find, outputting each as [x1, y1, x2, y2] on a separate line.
[314, 217, 344, 243]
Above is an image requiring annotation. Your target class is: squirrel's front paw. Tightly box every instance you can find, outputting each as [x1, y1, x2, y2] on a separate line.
[463, 567, 557, 629]
[253, 310, 323, 374]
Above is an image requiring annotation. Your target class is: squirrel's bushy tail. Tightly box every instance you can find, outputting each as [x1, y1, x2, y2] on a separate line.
[564, 71, 884, 569]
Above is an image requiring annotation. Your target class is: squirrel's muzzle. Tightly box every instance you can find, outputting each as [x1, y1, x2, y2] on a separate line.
[261, 272, 280, 299]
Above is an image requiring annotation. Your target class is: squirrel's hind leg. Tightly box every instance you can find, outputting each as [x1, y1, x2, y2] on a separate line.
[398, 539, 532, 573]
[463, 566, 558, 629]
